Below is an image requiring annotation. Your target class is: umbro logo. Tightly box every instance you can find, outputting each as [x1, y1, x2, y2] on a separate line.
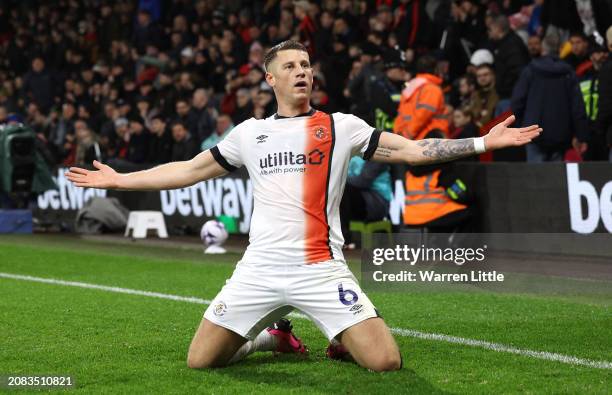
[349, 304, 363, 312]
[256, 134, 268, 144]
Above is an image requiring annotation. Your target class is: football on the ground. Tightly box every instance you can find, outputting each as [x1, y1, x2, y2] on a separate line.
[200, 220, 228, 252]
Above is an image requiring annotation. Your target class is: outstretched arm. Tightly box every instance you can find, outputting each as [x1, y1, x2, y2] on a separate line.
[372, 115, 542, 165]
[65, 150, 228, 190]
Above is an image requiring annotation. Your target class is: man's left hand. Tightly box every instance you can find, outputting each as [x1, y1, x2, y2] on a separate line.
[484, 115, 542, 151]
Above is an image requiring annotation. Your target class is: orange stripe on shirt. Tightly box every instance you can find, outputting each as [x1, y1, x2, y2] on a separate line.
[303, 111, 334, 263]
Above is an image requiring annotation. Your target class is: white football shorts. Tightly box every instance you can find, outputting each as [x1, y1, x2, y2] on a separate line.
[203, 260, 379, 340]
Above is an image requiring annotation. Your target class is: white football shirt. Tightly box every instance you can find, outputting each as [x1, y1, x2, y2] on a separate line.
[211, 109, 381, 265]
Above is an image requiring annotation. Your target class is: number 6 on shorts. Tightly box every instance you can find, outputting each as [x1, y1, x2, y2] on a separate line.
[337, 283, 358, 306]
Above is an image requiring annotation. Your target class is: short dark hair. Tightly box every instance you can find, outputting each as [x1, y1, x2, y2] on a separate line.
[476, 63, 494, 71]
[263, 40, 308, 72]
[170, 120, 187, 130]
[490, 15, 510, 34]
[416, 55, 437, 74]
[569, 31, 587, 40]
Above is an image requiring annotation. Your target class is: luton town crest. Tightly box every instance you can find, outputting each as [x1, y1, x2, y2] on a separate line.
[313, 126, 328, 141]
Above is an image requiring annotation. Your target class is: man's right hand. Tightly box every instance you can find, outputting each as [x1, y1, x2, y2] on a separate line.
[66, 160, 119, 189]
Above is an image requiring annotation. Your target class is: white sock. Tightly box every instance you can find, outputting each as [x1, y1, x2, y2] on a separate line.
[228, 330, 278, 364]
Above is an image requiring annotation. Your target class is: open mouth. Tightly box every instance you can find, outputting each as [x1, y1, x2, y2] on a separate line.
[294, 81, 308, 88]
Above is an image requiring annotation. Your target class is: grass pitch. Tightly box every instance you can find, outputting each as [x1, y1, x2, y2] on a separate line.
[0, 234, 610, 394]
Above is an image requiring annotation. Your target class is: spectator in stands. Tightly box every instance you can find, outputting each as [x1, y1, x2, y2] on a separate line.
[21, 57, 56, 113]
[170, 121, 198, 162]
[147, 116, 173, 165]
[581, 41, 608, 160]
[511, 33, 589, 162]
[74, 125, 99, 166]
[394, 55, 449, 140]
[451, 74, 477, 109]
[348, 47, 406, 131]
[451, 106, 479, 141]
[191, 88, 217, 144]
[597, 26, 612, 162]
[487, 14, 530, 101]
[445, 0, 487, 80]
[527, 35, 543, 59]
[125, 119, 149, 164]
[174, 98, 199, 137]
[48, 102, 77, 164]
[340, 156, 391, 249]
[232, 88, 254, 124]
[108, 117, 130, 161]
[471, 64, 499, 129]
[201, 114, 234, 151]
[564, 31, 591, 74]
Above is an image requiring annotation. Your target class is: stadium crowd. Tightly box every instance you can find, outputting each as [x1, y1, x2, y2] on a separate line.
[1, 0, 612, 168]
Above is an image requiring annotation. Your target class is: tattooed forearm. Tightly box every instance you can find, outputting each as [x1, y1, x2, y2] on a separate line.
[416, 138, 475, 162]
[372, 145, 397, 159]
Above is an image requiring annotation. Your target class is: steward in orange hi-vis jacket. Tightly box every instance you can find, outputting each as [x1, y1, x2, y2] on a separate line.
[393, 56, 449, 140]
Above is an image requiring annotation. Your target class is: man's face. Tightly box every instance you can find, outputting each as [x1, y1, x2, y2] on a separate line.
[460, 1, 474, 14]
[76, 127, 90, 142]
[591, 51, 608, 68]
[459, 78, 473, 96]
[137, 12, 150, 27]
[62, 103, 75, 119]
[236, 90, 250, 107]
[527, 36, 542, 57]
[172, 124, 187, 141]
[151, 119, 165, 134]
[192, 90, 208, 108]
[453, 110, 470, 128]
[570, 36, 588, 57]
[385, 67, 405, 83]
[130, 121, 144, 135]
[476, 66, 494, 88]
[216, 116, 231, 135]
[487, 24, 503, 41]
[74, 119, 86, 131]
[265, 49, 313, 106]
[32, 58, 44, 72]
[176, 101, 190, 117]
[320, 11, 333, 29]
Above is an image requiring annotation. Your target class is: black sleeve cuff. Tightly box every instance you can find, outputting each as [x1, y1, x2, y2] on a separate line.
[363, 129, 382, 160]
[210, 146, 238, 172]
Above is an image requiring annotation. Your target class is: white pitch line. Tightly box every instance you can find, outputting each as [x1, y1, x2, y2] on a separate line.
[1, 272, 610, 370]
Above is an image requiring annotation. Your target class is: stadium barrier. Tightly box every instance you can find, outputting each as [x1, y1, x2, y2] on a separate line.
[34, 162, 612, 235]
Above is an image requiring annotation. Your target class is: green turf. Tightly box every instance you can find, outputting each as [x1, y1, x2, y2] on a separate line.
[0, 235, 610, 394]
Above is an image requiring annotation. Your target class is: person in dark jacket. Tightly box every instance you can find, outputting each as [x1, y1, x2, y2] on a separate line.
[169, 120, 199, 162]
[511, 33, 589, 162]
[487, 15, 530, 100]
[597, 27, 612, 162]
[348, 48, 406, 131]
[21, 57, 56, 113]
[340, 157, 392, 248]
[147, 115, 173, 165]
[581, 41, 609, 160]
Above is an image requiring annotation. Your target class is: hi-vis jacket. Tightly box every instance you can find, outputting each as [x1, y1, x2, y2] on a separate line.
[403, 169, 466, 225]
[393, 73, 449, 140]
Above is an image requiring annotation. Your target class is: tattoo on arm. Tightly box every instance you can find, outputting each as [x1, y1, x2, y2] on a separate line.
[416, 139, 475, 162]
[373, 145, 397, 159]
